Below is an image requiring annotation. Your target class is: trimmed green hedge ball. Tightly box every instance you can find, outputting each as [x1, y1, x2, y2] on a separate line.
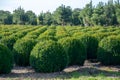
[30, 40, 68, 73]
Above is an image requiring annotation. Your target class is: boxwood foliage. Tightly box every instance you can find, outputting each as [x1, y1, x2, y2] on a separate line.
[58, 37, 86, 65]
[55, 32, 69, 40]
[0, 31, 32, 51]
[0, 44, 13, 74]
[0, 34, 2, 40]
[30, 40, 68, 73]
[13, 37, 36, 66]
[11, 32, 26, 40]
[1, 32, 13, 36]
[37, 35, 56, 42]
[97, 36, 120, 65]
[92, 33, 110, 42]
[0, 35, 17, 50]
[37, 29, 57, 41]
[25, 35, 37, 39]
[55, 27, 70, 40]
[77, 34, 98, 59]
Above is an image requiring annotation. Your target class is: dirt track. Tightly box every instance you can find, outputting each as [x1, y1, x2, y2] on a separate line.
[0, 60, 120, 80]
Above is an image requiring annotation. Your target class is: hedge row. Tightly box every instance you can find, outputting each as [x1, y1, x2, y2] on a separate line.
[0, 26, 39, 50]
[0, 26, 34, 37]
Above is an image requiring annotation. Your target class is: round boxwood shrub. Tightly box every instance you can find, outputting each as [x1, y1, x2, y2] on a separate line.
[97, 36, 120, 65]
[58, 37, 86, 65]
[78, 34, 98, 59]
[0, 44, 13, 74]
[13, 38, 36, 66]
[30, 40, 68, 73]
[0, 35, 17, 50]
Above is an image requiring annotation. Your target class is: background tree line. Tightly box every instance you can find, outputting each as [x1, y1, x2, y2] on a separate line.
[0, 0, 120, 26]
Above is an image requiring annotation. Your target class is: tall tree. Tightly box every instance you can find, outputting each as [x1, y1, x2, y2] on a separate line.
[103, 0, 117, 26]
[80, 0, 93, 26]
[43, 11, 53, 26]
[13, 7, 27, 25]
[26, 10, 37, 25]
[115, 0, 120, 25]
[0, 10, 13, 24]
[72, 8, 81, 25]
[53, 4, 72, 26]
[38, 12, 44, 25]
[91, 2, 105, 26]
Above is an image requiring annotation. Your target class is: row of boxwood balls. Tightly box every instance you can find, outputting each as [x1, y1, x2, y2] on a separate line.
[0, 35, 120, 74]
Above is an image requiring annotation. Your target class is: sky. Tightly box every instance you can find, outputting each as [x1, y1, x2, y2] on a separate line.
[0, 0, 109, 15]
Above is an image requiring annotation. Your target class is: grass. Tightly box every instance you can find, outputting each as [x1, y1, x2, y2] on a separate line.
[68, 71, 120, 80]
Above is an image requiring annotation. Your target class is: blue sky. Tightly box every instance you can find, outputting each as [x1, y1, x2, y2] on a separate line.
[0, 0, 109, 15]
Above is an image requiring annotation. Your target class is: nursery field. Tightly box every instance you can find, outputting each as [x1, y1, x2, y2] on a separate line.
[0, 25, 120, 79]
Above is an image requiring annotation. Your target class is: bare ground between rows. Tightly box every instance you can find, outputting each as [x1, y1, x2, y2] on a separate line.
[0, 60, 120, 79]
